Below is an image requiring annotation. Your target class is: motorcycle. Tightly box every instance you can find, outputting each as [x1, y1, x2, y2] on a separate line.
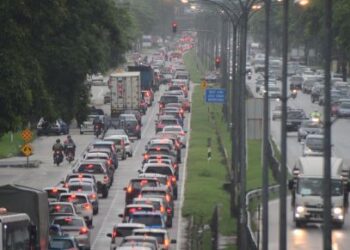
[247, 71, 252, 80]
[94, 124, 102, 138]
[53, 150, 63, 166]
[65, 145, 75, 163]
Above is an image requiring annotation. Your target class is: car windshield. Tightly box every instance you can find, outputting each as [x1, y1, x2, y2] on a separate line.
[164, 127, 181, 132]
[297, 178, 343, 196]
[160, 96, 178, 104]
[134, 200, 161, 210]
[77, 164, 104, 174]
[302, 122, 320, 128]
[269, 87, 279, 91]
[53, 218, 84, 227]
[49, 204, 74, 214]
[134, 232, 165, 244]
[145, 167, 172, 175]
[130, 214, 162, 226]
[69, 185, 92, 192]
[49, 239, 74, 249]
[288, 111, 305, 119]
[113, 227, 137, 237]
[161, 120, 178, 125]
[131, 179, 158, 189]
[59, 195, 87, 204]
[340, 103, 350, 109]
[104, 138, 123, 146]
[46, 189, 67, 199]
[306, 138, 323, 149]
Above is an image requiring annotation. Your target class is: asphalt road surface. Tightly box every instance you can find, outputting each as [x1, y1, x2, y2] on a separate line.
[247, 71, 350, 249]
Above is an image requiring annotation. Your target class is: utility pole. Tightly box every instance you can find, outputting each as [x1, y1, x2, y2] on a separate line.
[323, 0, 333, 248]
[262, 0, 271, 249]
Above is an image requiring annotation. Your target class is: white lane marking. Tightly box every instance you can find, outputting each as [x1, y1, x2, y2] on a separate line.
[91, 89, 160, 249]
[176, 86, 192, 250]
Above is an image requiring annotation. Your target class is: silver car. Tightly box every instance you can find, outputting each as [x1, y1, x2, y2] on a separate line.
[58, 193, 93, 227]
[51, 215, 91, 249]
[337, 102, 350, 117]
[302, 134, 324, 156]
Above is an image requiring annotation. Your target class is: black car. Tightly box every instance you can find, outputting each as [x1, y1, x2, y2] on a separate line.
[286, 109, 308, 132]
[121, 118, 141, 139]
[37, 118, 69, 136]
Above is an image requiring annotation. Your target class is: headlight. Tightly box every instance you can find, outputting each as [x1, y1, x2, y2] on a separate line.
[296, 206, 305, 213]
[333, 207, 343, 215]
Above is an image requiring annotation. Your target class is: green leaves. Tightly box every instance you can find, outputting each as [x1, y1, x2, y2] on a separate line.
[0, 0, 134, 135]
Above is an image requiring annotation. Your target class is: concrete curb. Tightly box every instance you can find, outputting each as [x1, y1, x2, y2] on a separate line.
[0, 160, 41, 168]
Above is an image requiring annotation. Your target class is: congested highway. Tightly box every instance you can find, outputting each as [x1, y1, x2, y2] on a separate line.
[246, 67, 350, 249]
[0, 46, 192, 249]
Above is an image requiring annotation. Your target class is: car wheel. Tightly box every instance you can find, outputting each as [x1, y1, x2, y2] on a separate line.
[93, 207, 98, 215]
[295, 221, 304, 228]
[102, 187, 108, 198]
[297, 136, 301, 142]
[88, 218, 93, 227]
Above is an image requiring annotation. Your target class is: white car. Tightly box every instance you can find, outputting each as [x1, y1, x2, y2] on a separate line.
[162, 125, 187, 147]
[80, 115, 98, 134]
[104, 134, 133, 157]
[133, 228, 176, 250]
[58, 193, 93, 227]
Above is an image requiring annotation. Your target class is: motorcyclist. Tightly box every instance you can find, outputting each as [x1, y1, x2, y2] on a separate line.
[93, 117, 103, 137]
[52, 139, 64, 163]
[64, 135, 76, 157]
[310, 110, 321, 122]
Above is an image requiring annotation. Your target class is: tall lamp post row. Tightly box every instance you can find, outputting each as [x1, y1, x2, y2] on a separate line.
[183, 0, 334, 249]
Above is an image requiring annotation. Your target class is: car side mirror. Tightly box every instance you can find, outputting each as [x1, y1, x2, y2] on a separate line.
[288, 180, 294, 190]
[106, 233, 112, 238]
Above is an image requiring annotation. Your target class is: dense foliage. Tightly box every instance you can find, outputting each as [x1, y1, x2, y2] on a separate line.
[249, 0, 350, 75]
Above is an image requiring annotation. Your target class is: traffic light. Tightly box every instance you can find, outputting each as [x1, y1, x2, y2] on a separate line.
[172, 22, 177, 33]
[215, 56, 221, 69]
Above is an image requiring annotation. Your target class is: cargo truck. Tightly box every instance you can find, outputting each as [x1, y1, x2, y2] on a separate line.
[0, 184, 49, 250]
[289, 157, 350, 228]
[110, 72, 141, 118]
[128, 65, 157, 92]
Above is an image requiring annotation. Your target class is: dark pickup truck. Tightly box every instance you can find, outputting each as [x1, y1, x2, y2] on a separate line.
[286, 109, 308, 132]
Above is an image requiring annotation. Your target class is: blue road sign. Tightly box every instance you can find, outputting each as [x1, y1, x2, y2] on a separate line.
[205, 88, 226, 103]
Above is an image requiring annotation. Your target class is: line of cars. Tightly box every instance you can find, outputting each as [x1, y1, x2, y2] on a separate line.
[43, 118, 139, 249]
[104, 47, 191, 250]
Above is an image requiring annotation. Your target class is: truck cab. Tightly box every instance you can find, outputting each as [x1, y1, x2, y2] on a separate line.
[289, 157, 350, 228]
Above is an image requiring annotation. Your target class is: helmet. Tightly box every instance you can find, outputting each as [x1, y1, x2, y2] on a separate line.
[56, 139, 60, 143]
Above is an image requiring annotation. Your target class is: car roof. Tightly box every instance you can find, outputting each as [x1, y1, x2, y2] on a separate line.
[49, 202, 74, 207]
[44, 187, 68, 191]
[138, 173, 169, 179]
[306, 134, 324, 139]
[126, 204, 154, 209]
[130, 211, 163, 216]
[141, 186, 169, 192]
[92, 140, 114, 145]
[85, 152, 109, 157]
[133, 228, 168, 234]
[113, 223, 146, 229]
[52, 215, 84, 221]
[59, 192, 89, 198]
[143, 163, 173, 168]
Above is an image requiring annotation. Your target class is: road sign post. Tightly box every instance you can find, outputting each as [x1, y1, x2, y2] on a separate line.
[21, 129, 33, 168]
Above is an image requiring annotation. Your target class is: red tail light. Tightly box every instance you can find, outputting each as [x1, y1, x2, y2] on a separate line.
[80, 227, 89, 234]
[164, 239, 170, 247]
[103, 176, 109, 183]
[171, 176, 176, 183]
[144, 154, 149, 160]
[179, 131, 185, 136]
[64, 217, 72, 222]
[90, 193, 97, 199]
[55, 205, 61, 211]
[166, 194, 171, 202]
[145, 92, 150, 97]
[108, 159, 112, 165]
[129, 208, 136, 214]
[112, 230, 118, 238]
[51, 188, 58, 193]
[180, 109, 184, 113]
[127, 186, 133, 193]
[83, 203, 92, 210]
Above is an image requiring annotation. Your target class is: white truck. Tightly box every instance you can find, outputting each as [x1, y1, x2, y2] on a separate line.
[289, 156, 350, 228]
[109, 72, 141, 117]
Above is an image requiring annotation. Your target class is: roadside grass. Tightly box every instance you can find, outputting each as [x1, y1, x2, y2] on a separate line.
[183, 50, 205, 83]
[0, 132, 24, 158]
[183, 49, 277, 249]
